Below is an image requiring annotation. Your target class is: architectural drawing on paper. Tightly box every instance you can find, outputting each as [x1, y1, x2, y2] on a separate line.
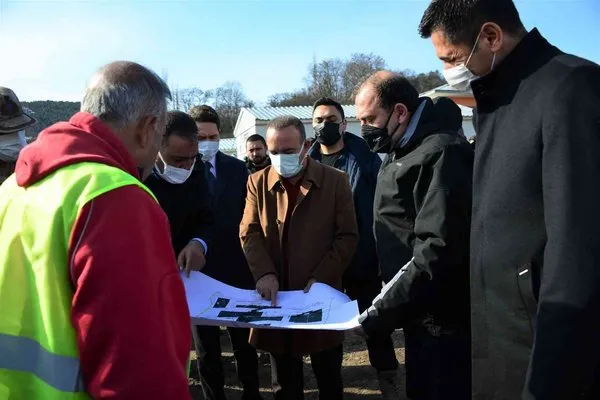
[182, 271, 360, 330]
[206, 295, 327, 325]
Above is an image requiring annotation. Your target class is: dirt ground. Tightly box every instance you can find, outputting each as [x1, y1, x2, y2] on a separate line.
[188, 329, 407, 399]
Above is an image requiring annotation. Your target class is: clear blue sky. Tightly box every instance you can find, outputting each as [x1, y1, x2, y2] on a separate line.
[1, 0, 598, 104]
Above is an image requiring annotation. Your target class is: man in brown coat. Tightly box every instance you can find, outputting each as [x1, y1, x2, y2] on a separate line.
[240, 115, 358, 400]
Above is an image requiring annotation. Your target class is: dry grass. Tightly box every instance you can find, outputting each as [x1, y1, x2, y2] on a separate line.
[188, 329, 407, 399]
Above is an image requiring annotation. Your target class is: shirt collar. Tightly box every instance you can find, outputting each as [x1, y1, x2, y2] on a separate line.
[207, 154, 217, 169]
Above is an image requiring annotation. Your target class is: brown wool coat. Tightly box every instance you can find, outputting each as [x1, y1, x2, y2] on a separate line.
[240, 158, 358, 356]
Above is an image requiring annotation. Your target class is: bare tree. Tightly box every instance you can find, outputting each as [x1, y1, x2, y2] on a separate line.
[268, 90, 315, 107]
[180, 88, 213, 112]
[342, 53, 386, 100]
[165, 81, 253, 137]
[306, 58, 345, 100]
[169, 87, 214, 112]
[214, 81, 254, 137]
[394, 69, 445, 93]
[270, 53, 387, 106]
[269, 52, 445, 107]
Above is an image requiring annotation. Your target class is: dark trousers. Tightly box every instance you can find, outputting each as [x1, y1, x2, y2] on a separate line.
[345, 276, 399, 372]
[193, 325, 262, 400]
[404, 326, 471, 400]
[270, 345, 343, 400]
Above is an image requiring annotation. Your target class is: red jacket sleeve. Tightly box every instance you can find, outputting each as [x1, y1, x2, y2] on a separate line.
[68, 185, 191, 399]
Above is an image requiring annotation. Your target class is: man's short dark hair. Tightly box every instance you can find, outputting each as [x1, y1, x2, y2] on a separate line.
[363, 72, 420, 113]
[312, 97, 345, 120]
[188, 104, 221, 131]
[164, 111, 198, 142]
[418, 0, 525, 45]
[246, 134, 267, 147]
[266, 116, 306, 143]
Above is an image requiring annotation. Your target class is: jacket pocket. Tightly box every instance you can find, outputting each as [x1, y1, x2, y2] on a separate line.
[517, 262, 538, 329]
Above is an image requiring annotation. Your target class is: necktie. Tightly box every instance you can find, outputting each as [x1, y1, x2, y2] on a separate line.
[205, 161, 216, 195]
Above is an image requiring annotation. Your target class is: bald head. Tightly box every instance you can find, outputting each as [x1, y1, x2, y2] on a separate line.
[355, 70, 420, 152]
[362, 70, 397, 89]
[358, 70, 419, 112]
[82, 61, 171, 131]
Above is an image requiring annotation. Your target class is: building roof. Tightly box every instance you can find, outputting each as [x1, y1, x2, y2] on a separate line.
[246, 105, 357, 121]
[220, 137, 236, 150]
[420, 83, 473, 98]
[243, 99, 472, 121]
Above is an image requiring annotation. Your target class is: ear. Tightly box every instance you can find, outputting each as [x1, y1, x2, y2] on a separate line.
[394, 103, 410, 125]
[135, 115, 158, 148]
[481, 22, 504, 53]
[340, 119, 348, 132]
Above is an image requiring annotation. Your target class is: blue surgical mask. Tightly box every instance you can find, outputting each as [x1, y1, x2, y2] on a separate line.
[269, 152, 303, 178]
[198, 140, 219, 160]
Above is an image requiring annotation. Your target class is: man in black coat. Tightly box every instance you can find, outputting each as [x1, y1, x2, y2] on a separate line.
[307, 97, 401, 398]
[144, 111, 213, 274]
[188, 105, 262, 400]
[355, 71, 474, 400]
[420, 1, 600, 399]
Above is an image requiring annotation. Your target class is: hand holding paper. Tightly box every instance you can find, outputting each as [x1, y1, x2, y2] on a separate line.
[182, 271, 360, 330]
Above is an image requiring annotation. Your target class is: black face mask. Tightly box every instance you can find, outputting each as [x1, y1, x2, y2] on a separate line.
[314, 121, 342, 146]
[361, 110, 398, 154]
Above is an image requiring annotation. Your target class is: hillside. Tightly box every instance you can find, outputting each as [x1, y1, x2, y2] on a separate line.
[22, 101, 80, 137]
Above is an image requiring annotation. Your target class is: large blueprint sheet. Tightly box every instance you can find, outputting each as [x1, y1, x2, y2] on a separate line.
[182, 272, 360, 330]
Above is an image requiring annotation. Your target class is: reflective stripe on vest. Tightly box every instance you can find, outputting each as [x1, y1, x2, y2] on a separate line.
[0, 333, 84, 392]
[0, 162, 156, 398]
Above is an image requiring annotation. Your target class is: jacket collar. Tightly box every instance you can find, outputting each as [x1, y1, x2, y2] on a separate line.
[267, 157, 322, 191]
[471, 28, 560, 106]
[308, 132, 350, 162]
[309, 132, 373, 162]
[391, 97, 443, 158]
[396, 98, 428, 149]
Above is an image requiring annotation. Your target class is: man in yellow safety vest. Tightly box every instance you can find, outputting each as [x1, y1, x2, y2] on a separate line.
[0, 61, 192, 399]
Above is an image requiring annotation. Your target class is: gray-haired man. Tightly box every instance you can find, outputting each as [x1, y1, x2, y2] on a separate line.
[0, 61, 192, 399]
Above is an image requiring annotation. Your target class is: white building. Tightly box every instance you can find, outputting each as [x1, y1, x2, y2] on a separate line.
[233, 91, 474, 159]
[233, 105, 361, 159]
[218, 138, 237, 157]
[420, 83, 475, 108]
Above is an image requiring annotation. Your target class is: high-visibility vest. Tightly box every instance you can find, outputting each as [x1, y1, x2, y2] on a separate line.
[0, 162, 157, 399]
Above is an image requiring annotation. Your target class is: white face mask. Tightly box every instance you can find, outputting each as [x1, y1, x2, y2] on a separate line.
[198, 140, 219, 160]
[443, 32, 496, 91]
[156, 152, 195, 184]
[269, 152, 303, 178]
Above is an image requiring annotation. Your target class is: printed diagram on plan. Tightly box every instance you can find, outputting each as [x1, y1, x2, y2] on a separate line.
[209, 296, 329, 325]
[182, 272, 360, 330]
